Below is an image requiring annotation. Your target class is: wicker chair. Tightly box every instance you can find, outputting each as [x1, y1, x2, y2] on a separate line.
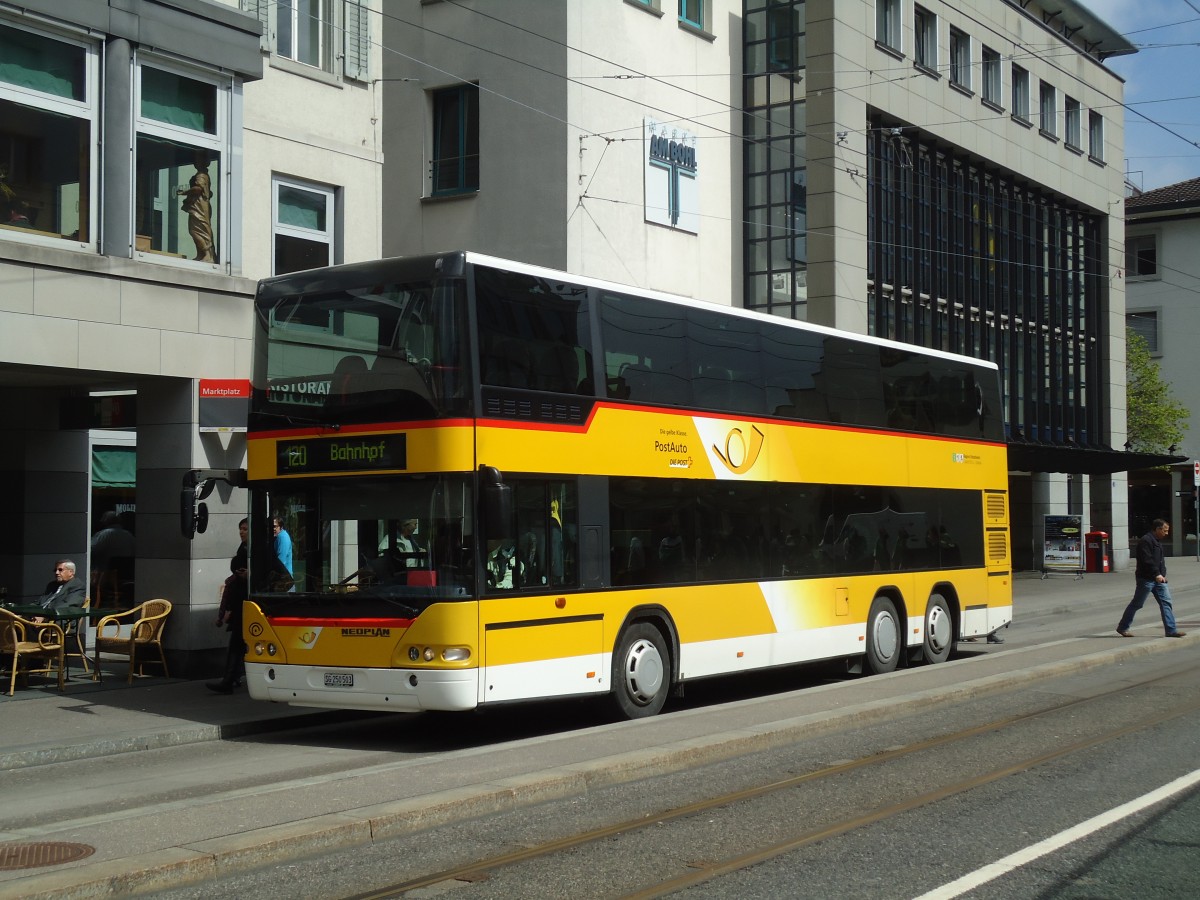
[62, 596, 91, 676]
[92, 598, 172, 683]
[0, 608, 66, 695]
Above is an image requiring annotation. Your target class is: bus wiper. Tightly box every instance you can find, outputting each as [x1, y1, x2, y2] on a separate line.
[257, 411, 340, 430]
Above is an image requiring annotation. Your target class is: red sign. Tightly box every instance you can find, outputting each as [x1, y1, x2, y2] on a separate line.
[199, 379, 251, 398]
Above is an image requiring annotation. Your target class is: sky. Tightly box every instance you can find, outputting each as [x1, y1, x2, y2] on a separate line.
[1080, 0, 1200, 191]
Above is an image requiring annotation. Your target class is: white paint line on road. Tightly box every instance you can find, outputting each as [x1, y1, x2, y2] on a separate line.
[913, 767, 1200, 900]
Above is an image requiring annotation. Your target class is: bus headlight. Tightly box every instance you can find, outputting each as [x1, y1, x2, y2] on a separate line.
[443, 647, 471, 661]
[267, 642, 277, 656]
[254, 641, 265, 656]
[423, 647, 436, 662]
[408, 646, 420, 662]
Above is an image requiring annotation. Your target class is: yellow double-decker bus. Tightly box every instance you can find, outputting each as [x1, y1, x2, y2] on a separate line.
[241, 251, 1010, 718]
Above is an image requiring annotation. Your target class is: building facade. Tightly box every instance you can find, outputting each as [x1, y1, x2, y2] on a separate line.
[379, 0, 1137, 571]
[1125, 177, 1200, 555]
[0, 0, 382, 675]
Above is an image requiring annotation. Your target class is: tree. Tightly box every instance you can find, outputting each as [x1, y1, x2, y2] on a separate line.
[1126, 328, 1189, 454]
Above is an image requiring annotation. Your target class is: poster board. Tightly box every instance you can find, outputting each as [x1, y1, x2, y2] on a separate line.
[1043, 514, 1084, 575]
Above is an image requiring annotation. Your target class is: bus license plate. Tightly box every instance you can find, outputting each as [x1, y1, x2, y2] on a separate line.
[324, 672, 354, 688]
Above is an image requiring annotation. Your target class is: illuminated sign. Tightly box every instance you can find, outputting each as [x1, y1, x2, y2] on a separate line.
[277, 434, 406, 475]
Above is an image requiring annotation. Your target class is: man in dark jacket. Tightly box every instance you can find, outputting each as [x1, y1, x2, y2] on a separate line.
[39, 560, 87, 611]
[1117, 519, 1186, 638]
[208, 518, 249, 694]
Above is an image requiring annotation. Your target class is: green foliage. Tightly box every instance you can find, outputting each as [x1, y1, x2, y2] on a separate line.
[1126, 328, 1189, 455]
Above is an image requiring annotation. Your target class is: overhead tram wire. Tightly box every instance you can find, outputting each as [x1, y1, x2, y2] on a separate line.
[334, 2, 1184, 196]
[314, 4, 1190, 276]
[325, 0, 1200, 184]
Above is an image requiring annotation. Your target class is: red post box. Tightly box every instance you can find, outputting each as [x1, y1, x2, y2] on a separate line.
[1085, 531, 1110, 573]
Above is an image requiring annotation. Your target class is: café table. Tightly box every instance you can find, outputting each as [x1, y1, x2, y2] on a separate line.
[2, 602, 92, 680]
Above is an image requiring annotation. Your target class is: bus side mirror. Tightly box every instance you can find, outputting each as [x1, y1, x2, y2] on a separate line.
[180, 487, 209, 539]
[180, 468, 245, 539]
[480, 465, 512, 530]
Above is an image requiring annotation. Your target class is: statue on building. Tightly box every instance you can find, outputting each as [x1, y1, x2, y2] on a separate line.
[177, 150, 215, 262]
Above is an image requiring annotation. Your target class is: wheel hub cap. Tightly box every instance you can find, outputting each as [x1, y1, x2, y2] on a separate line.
[624, 638, 664, 704]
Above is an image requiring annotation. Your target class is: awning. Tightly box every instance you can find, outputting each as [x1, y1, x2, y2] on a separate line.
[1007, 443, 1186, 475]
[92, 447, 136, 489]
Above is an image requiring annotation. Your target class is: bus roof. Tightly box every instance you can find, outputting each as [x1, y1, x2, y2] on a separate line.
[257, 250, 999, 374]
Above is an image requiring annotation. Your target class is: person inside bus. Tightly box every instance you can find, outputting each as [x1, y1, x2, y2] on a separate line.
[657, 515, 687, 581]
[394, 517, 425, 567]
[548, 498, 565, 585]
[487, 538, 522, 589]
[519, 531, 542, 586]
[362, 518, 426, 585]
[271, 515, 295, 591]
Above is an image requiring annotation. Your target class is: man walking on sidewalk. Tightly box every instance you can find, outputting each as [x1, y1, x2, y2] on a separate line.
[1117, 519, 1187, 638]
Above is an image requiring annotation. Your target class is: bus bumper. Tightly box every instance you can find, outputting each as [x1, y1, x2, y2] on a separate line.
[244, 662, 479, 713]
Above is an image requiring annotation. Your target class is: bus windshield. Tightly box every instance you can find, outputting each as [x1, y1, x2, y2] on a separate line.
[252, 277, 470, 428]
[250, 474, 476, 616]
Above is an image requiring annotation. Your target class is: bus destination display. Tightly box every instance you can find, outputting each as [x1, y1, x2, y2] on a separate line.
[277, 434, 406, 475]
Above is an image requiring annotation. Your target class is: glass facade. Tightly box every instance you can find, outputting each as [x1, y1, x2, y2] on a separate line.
[865, 121, 1105, 447]
[743, 0, 807, 319]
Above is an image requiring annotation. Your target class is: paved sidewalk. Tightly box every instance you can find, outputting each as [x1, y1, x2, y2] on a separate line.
[1, 563, 1197, 899]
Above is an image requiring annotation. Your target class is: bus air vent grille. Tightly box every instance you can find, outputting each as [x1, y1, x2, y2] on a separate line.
[485, 394, 582, 423]
[986, 530, 1008, 562]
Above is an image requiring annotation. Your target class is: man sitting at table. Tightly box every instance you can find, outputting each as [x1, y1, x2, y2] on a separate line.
[37, 560, 87, 616]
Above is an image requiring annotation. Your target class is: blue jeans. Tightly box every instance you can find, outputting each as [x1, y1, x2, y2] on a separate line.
[1118, 579, 1178, 635]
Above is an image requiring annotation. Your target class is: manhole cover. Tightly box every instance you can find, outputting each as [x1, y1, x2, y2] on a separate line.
[0, 841, 95, 870]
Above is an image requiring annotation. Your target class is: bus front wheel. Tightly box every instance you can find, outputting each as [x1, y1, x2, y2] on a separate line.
[922, 593, 954, 665]
[611, 623, 670, 719]
[865, 597, 901, 675]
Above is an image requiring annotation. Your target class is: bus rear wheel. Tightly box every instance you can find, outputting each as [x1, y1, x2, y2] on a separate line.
[922, 593, 954, 665]
[611, 623, 670, 719]
[865, 596, 901, 675]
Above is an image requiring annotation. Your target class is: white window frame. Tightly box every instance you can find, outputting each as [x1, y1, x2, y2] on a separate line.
[1064, 96, 1081, 149]
[242, 0, 371, 82]
[1011, 64, 1030, 122]
[981, 46, 1002, 108]
[876, 0, 901, 53]
[272, 175, 336, 275]
[1039, 80, 1057, 138]
[277, 0, 333, 72]
[949, 27, 970, 90]
[1089, 110, 1105, 163]
[133, 54, 231, 270]
[914, 7, 937, 72]
[0, 16, 99, 250]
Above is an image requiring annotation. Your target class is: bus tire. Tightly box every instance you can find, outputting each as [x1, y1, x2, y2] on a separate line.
[611, 622, 670, 719]
[865, 596, 901, 675]
[922, 593, 954, 665]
